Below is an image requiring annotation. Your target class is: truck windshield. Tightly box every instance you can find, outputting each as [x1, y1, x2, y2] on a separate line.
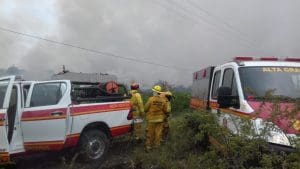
[239, 67, 300, 101]
[0, 79, 10, 109]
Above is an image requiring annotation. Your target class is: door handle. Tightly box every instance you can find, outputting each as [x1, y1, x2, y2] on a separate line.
[50, 111, 63, 116]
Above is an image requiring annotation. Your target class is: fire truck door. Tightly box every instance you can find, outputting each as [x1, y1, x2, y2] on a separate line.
[21, 81, 71, 151]
[0, 76, 15, 162]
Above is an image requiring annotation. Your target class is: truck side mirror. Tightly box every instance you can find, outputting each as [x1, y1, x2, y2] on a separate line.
[217, 86, 240, 109]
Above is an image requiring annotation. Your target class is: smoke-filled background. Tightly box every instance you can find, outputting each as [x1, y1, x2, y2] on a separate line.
[1, 0, 300, 88]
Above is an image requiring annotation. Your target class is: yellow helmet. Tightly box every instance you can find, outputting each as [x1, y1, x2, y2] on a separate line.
[152, 85, 162, 93]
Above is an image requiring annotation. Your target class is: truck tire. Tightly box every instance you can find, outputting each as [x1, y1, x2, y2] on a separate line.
[78, 129, 110, 164]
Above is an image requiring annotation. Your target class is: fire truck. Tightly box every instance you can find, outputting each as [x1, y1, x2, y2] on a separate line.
[0, 73, 133, 165]
[190, 57, 300, 151]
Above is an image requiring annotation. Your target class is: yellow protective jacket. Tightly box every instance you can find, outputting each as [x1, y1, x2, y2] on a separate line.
[145, 95, 168, 123]
[160, 93, 171, 120]
[130, 90, 144, 118]
[164, 100, 171, 119]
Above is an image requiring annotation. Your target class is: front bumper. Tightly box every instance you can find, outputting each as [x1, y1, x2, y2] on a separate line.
[268, 143, 297, 153]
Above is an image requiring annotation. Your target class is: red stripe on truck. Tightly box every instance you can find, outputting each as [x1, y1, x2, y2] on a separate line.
[21, 108, 67, 121]
[110, 125, 131, 137]
[191, 98, 254, 119]
[71, 102, 131, 116]
[24, 140, 65, 151]
[21, 102, 131, 121]
[64, 134, 81, 148]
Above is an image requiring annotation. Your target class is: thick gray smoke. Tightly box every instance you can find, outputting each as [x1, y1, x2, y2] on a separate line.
[1, 0, 300, 87]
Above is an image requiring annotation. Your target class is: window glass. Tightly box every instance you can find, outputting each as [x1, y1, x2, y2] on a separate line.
[23, 85, 30, 107]
[232, 76, 238, 96]
[239, 67, 300, 99]
[222, 69, 234, 87]
[30, 82, 67, 107]
[211, 71, 221, 99]
[8, 86, 17, 143]
[222, 69, 238, 96]
[0, 79, 9, 109]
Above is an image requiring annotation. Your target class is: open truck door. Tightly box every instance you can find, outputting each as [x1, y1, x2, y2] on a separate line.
[0, 76, 15, 163]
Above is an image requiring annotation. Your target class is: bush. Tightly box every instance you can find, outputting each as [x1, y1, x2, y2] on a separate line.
[130, 110, 300, 169]
[171, 92, 191, 113]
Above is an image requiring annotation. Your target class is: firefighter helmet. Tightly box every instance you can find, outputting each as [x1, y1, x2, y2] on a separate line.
[152, 85, 162, 93]
[131, 82, 139, 90]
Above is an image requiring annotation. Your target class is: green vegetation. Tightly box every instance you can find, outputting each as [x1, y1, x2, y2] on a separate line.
[170, 92, 191, 113]
[129, 110, 300, 169]
[128, 91, 300, 169]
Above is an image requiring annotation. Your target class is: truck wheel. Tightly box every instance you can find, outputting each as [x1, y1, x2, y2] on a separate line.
[78, 129, 110, 164]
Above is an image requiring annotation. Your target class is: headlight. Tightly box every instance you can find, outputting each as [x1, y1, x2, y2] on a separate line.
[269, 132, 291, 146]
[253, 118, 291, 147]
[292, 120, 300, 131]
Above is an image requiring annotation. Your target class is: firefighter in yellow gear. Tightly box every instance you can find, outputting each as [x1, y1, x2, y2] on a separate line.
[130, 83, 145, 141]
[160, 91, 172, 142]
[145, 85, 169, 151]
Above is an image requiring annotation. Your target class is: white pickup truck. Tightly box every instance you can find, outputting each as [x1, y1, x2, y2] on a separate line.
[0, 76, 133, 165]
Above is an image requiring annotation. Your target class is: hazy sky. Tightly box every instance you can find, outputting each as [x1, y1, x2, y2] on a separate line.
[1, 0, 300, 87]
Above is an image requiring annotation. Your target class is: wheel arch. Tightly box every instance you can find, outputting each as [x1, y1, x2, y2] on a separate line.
[80, 121, 112, 139]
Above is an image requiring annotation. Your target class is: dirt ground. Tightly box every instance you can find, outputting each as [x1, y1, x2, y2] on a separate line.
[5, 137, 137, 169]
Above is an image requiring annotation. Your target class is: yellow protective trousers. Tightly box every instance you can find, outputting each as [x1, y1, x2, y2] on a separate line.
[145, 122, 164, 150]
[133, 119, 143, 140]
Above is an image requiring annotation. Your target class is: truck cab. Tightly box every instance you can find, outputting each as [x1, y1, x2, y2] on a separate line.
[0, 76, 73, 163]
[191, 57, 300, 151]
[0, 76, 132, 165]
